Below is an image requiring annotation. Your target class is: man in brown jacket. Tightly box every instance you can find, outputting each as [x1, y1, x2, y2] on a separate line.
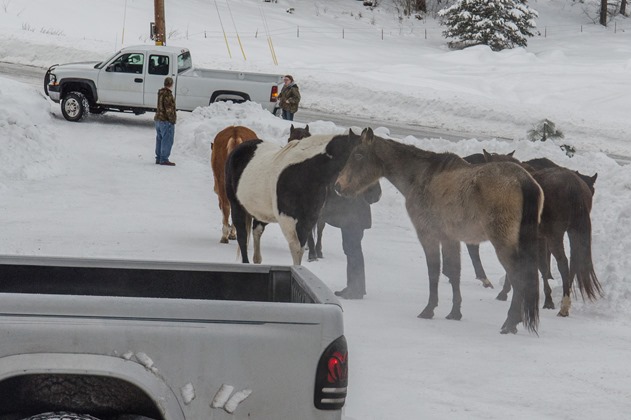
[155, 77, 177, 166]
[278, 74, 300, 121]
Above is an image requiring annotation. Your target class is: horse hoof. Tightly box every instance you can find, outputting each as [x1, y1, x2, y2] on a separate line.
[496, 293, 508, 301]
[557, 311, 569, 317]
[481, 279, 494, 289]
[219, 238, 229, 244]
[418, 309, 434, 319]
[316, 252, 324, 259]
[543, 302, 555, 310]
[446, 312, 462, 321]
[308, 256, 318, 262]
[228, 234, 237, 240]
[500, 326, 518, 334]
[334, 288, 364, 300]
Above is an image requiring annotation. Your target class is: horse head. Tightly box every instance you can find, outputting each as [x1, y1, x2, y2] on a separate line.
[288, 124, 311, 142]
[576, 171, 597, 195]
[334, 127, 382, 197]
[481, 150, 537, 173]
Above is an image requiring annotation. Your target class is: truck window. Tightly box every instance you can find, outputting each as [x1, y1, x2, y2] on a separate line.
[149, 54, 170, 76]
[178, 51, 192, 73]
[107, 53, 145, 74]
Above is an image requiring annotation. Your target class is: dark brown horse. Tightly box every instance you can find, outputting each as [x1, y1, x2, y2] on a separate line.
[335, 129, 543, 334]
[525, 157, 598, 194]
[468, 151, 602, 317]
[210, 125, 258, 243]
[288, 124, 311, 142]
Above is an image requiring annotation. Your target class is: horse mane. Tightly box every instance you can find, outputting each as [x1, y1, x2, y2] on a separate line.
[379, 137, 466, 173]
[271, 134, 339, 166]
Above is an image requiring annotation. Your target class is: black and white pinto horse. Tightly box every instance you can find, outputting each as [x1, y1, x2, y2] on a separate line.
[225, 131, 361, 265]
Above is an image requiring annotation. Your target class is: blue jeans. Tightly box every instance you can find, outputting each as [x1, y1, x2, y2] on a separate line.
[155, 120, 175, 163]
[282, 109, 294, 121]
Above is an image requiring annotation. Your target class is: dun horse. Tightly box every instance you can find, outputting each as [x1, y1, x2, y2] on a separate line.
[225, 130, 361, 265]
[335, 128, 543, 334]
[210, 125, 258, 243]
[467, 151, 602, 317]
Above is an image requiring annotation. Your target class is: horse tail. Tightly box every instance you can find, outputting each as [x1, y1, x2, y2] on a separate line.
[568, 196, 603, 301]
[518, 180, 542, 334]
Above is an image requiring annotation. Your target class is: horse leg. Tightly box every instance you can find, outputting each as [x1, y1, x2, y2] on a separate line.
[307, 230, 318, 262]
[539, 238, 555, 309]
[542, 277, 555, 310]
[231, 205, 250, 264]
[548, 235, 571, 317]
[279, 215, 307, 265]
[492, 244, 521, 333]
[252, 220, 267, 264]
[315, 220, 325, 259]
[442, 239, 462, 320]
[219, 198, 231, 244]
[465, 243, 493, 288]
[417, 235, 441, 319]
[495, 244, 539, 335]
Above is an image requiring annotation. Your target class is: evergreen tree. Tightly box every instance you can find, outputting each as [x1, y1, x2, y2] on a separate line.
[438, 0, 538, 51]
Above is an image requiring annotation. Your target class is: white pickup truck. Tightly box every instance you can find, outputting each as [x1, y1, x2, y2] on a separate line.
[0, 255, 347, 420]
[44, 45, 283, 122]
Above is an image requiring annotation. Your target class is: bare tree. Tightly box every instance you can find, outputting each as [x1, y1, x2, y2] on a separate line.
[621, 0, 627, 16]
[600, 0, 608, 25]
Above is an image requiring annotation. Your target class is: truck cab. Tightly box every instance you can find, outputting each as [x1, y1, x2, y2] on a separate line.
[95, 47, 190, 109]
[45, 45, 281, 122]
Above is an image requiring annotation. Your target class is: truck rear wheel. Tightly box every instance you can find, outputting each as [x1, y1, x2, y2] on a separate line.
[21, 412, 101, 420]
[61, 92, 89, 122]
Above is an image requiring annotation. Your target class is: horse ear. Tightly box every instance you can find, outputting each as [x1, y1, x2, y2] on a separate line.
[508, 150, 515, 157]
[482, 149, 491, 161]
[591, 173, 598, 183]
[349, 128, 355, 136]
[290, 124, 295, 132]
[360, 127, 374, 144]
[305, 124, 309, 132]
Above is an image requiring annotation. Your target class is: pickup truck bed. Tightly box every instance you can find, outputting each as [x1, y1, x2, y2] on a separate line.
[0, 256, 346, 420]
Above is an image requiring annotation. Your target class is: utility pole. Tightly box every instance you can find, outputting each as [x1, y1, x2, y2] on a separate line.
[154, 0, 166, 45]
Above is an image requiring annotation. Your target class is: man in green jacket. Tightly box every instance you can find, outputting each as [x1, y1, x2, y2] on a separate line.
[278, 74, 300, 121]
[155, 77, 177, 166]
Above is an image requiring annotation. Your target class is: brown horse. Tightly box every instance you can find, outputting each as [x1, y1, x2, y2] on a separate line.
[469, 151, 602, 317]
[335, 128, 543, 334]
[210, 125, 258, 243]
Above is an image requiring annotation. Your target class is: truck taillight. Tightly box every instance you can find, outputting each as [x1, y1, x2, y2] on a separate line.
[271, 85, 278, 102]
[314, 335, 348, 410]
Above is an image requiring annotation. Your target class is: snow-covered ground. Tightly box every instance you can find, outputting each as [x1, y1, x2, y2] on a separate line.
[1, 0, 631, 419]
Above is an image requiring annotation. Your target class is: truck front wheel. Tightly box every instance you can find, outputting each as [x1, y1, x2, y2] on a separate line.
[61, 92, 90, 122]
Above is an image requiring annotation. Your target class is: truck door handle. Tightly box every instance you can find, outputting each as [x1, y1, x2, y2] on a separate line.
[134, 78, 143, 83]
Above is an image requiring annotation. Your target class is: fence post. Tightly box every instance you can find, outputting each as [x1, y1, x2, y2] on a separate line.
[381, 28, 383, 40]
[545, 26, 547, 38]
[425, 28, 427, 39]
[297, 26, 299, 38]
[204, 30, 207, 38]
[343, 28, 345, 39]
